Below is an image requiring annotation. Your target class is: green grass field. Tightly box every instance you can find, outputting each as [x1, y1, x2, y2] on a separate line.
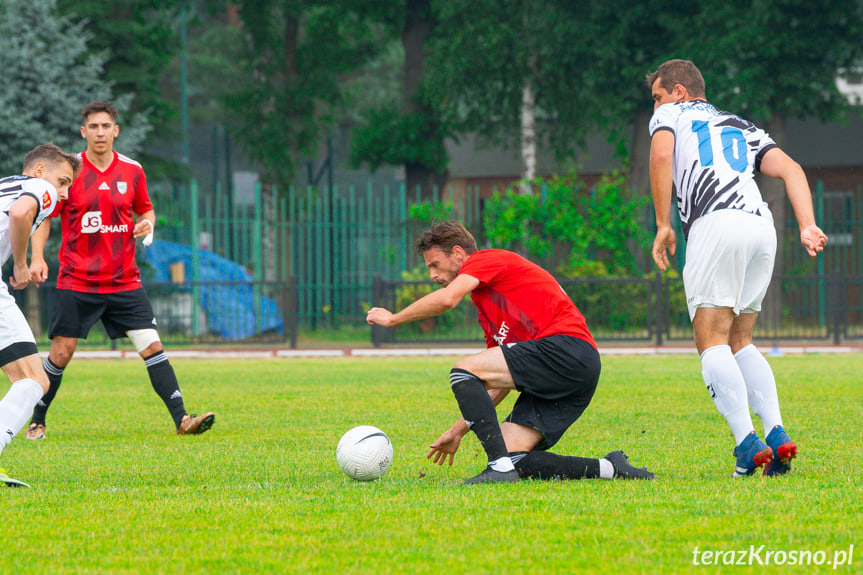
[2, 354, 860, 574]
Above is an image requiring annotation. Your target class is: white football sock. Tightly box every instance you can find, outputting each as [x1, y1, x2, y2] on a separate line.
[734, 344, 783, 436]
[489, 456, 515, 472]
[700, 345, 755, 445]
[0, 379, 44, 454]
[599, 458, 614, 479]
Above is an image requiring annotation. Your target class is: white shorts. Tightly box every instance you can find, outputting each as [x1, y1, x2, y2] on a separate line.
[682, 210, 776, 321]
[0, 281, 37, 365]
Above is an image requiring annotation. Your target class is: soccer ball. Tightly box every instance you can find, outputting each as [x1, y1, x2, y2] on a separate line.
[336, 425, 394, 481]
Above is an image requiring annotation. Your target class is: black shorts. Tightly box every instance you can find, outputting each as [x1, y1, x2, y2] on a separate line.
[501, 334, 601, 450]
[49, 288, 157, 340]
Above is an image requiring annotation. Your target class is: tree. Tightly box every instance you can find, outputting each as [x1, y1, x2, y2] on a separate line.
[56, 0, 183, 136]
[348, 0, 449, 196]
[224, 0, 379, 186]
[0, 0, 149, 176]
[426, 1, 605, 193]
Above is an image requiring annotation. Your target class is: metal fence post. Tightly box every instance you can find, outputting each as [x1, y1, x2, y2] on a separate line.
[190, 179, 200, 337]
[655, 271, 664, 347]
[371, 275, 382, 348]
[289, 275, 298, 349]
[832, 268, 842, 345]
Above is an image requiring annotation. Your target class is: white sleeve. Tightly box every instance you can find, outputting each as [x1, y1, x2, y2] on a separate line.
[22, 178, 58, 224]
[648, 104, 677, 138]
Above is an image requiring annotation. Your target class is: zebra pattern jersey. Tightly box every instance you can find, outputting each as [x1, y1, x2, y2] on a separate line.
[649, 99, 776, 239]
[0, 175, 59, 267]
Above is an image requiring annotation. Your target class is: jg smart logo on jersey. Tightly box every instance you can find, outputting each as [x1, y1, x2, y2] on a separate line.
[81, 211, 129, 234]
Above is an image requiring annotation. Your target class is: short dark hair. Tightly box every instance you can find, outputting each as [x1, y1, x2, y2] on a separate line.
[81, 100, 118, 124]
[415, 220, 478, 255]
[645, 59, 706, 99]
[23, 143, 81, 178]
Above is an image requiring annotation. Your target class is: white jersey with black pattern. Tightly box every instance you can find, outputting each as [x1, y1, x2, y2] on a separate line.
[0, 175, 59, 268]
[649, 100, 776, 239]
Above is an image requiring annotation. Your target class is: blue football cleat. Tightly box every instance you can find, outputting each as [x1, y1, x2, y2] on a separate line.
[763, 425, 797, 477]
[731, 431, 773, 477]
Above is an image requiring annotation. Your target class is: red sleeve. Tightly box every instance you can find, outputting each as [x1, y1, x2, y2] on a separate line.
[132, 168, 153, 214]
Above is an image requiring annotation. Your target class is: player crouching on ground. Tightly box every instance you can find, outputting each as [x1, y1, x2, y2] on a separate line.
[366, 221, 654, 484]
[0, 144, 78, 487]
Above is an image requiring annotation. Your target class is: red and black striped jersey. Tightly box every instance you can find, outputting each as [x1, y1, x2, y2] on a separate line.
[55, 151, 153, 293]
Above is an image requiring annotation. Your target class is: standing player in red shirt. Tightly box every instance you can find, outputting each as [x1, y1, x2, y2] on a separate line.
[366, 221, 653, 484]
[26, 101, 215, 438]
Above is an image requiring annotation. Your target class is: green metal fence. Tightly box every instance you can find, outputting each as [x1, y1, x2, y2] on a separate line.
[119, 178, 863, 345]
[152, 181, 483, 335]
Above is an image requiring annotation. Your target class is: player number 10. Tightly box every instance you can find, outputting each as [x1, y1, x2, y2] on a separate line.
[691, 120, 748, 173]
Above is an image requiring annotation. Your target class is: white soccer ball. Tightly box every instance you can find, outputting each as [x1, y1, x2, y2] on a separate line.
[336, 425, 394, 481]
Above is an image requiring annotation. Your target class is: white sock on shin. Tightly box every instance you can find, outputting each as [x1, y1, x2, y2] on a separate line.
[701, 345, 755, 445]
[734, 344, 783, 436]
[0, 379, 44, 454]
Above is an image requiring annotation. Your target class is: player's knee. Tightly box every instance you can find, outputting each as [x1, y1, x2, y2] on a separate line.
[50, 340, 77, 366]
[452, 357, 480, 376]
[126, 329, 161, 355]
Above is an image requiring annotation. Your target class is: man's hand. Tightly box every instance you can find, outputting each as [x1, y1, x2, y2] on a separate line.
[134, 219, 154, 246]
[28, 257, 49, 286]
[10, 261, 31, 290]
[426, 428, 464, 466]
[652, 226, 677, 271]
[800, 225, 827, 257]
[366, 307, 394, 327]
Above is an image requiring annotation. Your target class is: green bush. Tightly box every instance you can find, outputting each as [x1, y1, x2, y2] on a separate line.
[484, 171, 649, 276]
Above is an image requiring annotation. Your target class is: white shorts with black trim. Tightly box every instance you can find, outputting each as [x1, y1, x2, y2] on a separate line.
[682, 209, 777, 321]
[0, 281, 38, 366]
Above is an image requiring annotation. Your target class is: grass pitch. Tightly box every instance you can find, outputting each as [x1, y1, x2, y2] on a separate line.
[2, 354, 860, 574]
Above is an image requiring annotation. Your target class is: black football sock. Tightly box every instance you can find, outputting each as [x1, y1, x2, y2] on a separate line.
[510, 450, 600, 480]
[30, 357, 65, 426]
[143, 351, 187, 428]
[450, 368, 510, 466]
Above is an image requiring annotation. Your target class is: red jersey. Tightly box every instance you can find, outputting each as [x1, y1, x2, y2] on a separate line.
[56, 151, 153, 293]
[459, 249, 596, 349]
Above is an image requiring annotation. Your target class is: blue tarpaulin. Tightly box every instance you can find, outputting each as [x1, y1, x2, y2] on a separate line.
[141, 240, 284, 340]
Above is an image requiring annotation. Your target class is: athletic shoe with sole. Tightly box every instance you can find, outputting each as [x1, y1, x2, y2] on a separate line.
[463, 467, 520, 485]
[25, 423, 46, 440]
[763, 425, 797, 477]
[731, 431, 773, 477]
[176, 412, 216, 435]
[0, 468, 30, 488]
[604, 450, 655, 479]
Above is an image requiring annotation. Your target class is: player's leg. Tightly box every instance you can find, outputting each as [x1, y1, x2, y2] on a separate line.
[27, 336, 77, 439]
[449, 347, 518, 484]
[730, 224, 795, 476]
[501, 422, 604, 479]
[500, 336, 653, 479]
[685, 211, 773, 476]
[28, 288, 99, 438]
[0, 291, 50, 486]
[693, 307, 771, 476]
[107, 289, 214, 435]
[730, 314, 796, 476]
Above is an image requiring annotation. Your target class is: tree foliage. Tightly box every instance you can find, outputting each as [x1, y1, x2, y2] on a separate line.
[675, 0, 863, 123]
[0, 0, 148, 176]
[347, 0, 450, 195]
[57, 0, 183, 131]
[224, 0, 379, 185]
[483, 172, 649, 275]
[426, 1, 601, 160]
